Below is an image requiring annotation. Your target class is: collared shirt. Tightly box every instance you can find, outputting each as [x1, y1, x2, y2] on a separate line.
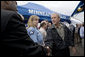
[55, 23, 65, 40]
[39, 27, 47, 41]
[27, 27, 45, 46]
[46, 23, 74, 50]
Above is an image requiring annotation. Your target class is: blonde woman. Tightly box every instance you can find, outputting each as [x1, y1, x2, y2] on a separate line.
[27, 15, 45, 46]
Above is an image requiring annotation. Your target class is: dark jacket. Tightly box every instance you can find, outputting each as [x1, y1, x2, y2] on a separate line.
[45, 24, 74, 55]
[0, 9, 47, 56]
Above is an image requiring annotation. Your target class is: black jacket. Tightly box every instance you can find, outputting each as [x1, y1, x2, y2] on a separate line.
[0, 9, 46, 56]
[45, 24, 74, 55]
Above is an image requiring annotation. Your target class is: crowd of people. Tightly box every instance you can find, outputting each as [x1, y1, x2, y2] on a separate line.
[65, 23, 84, 47]
[1, 1, 84, 56]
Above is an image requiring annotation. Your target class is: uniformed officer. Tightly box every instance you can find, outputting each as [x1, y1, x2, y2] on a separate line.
[27, 27, 45, 46]
[26, 15, 45, 46]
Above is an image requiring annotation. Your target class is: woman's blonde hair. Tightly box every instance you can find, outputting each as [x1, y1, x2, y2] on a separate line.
[27, 15, 39, 28]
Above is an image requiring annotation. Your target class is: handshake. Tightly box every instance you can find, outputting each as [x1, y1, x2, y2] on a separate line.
[44, 46, 52, 56]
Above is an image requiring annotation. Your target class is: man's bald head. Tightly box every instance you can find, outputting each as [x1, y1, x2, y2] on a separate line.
[1, 1, 17, 11]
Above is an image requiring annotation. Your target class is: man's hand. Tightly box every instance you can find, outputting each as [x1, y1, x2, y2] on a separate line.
[44, 46, 51, 56]
[72, 47, 77, 55]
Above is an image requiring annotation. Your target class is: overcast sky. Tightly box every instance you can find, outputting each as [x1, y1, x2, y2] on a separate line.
[17, 1, 80, 16]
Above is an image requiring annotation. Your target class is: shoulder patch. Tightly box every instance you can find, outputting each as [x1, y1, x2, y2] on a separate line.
[29, 31, 34, 35]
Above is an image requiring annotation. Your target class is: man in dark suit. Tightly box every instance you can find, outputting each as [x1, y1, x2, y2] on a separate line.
[1, 1, 48, 56]
[45, 13, 76, 56]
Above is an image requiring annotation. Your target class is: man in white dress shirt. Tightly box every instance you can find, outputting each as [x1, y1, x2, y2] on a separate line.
[39, 21, 48, 42]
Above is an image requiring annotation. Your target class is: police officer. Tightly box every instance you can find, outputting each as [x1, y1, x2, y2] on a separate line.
[27, 15, 45, 46]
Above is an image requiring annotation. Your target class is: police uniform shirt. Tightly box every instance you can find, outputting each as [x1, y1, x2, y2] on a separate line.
[27, 27, 44, 46]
